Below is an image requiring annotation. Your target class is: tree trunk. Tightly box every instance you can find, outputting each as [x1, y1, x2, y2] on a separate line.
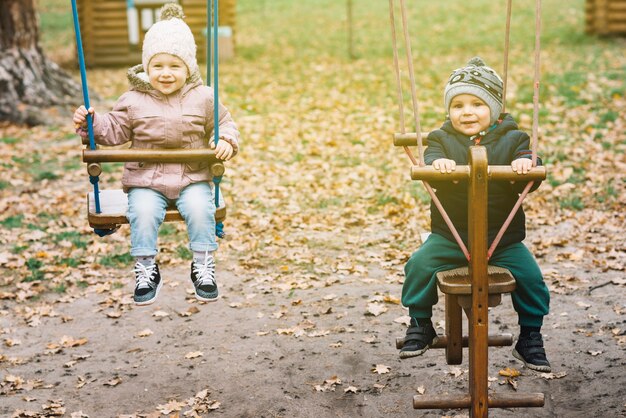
[0, 0, 81, 126]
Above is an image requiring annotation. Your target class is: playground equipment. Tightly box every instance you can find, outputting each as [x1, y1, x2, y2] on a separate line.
[75, 0, 236, 67]
[585, 0, 626, 35]
[389, 0, 548, 416]
[71, 0, 228, 237]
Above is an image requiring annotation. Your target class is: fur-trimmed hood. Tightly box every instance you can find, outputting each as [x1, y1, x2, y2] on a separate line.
[126, 64, 203, 95]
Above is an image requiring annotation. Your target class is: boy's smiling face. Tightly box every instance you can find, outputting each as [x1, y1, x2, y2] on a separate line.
[147, 53, 188, 95]
[448, 94, 492, 136]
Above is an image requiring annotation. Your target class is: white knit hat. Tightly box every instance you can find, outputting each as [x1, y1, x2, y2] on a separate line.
[142, 3, 198, 77]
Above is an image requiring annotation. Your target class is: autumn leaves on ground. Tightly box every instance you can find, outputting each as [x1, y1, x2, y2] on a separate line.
[1, 0, 625, 417]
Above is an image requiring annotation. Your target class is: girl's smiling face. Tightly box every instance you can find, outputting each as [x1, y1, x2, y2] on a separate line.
[448, 94, 492, 136]
[147, 53, 188, 95]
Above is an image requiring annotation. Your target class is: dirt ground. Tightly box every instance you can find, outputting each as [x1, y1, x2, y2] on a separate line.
[1, 225, 624, 418]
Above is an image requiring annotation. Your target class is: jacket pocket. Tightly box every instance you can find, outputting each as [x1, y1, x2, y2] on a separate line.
[129, 108, 165, 145]
[182, 107, 207, 144]
[123, 162, 157, 187]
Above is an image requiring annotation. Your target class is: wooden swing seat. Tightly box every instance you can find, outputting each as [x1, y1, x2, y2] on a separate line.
[88, 189, 226, 229]
[437, 265, 515, 309]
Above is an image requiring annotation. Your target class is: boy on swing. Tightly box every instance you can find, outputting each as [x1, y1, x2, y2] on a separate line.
[399, 57, 551, 372]
[73, 4, 239, 305]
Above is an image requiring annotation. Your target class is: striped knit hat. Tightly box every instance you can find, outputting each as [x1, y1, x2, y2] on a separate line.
[444, 57, 504, 125]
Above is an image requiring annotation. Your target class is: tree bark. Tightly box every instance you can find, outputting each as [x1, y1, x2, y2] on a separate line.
[0, 0, 81, 125]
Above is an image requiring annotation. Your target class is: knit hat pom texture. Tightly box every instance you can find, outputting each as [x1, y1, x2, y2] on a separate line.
[444, 56, 504, 125]
[142, 3, 198, 77]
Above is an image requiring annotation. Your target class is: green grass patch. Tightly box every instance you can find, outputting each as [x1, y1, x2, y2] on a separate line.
[100, 253, 134, 268]
[57, 257, 80, 268]
[102, 163, 124, 174]
[53, 231, 88, 249]
[318, 197, 342, 209]
[52, 283, 67, 293]
[176, 245, 193, 260]
[0, 181, 9, 190]
[1, 214, 24, 229]
[560, 195, 584, 211]
[24, 258, 45, 282]
[1, 137, 20, 144]
[158, 223, 178, 237]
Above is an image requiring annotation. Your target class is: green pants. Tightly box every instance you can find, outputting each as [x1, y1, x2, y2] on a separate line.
[402, 233, 549, 327]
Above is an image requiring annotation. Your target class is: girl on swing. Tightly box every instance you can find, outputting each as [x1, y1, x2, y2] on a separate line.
[399, 57, 551, 372]
[73, 4, 239, 306]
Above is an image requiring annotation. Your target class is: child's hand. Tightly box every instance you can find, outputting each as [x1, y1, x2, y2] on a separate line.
[211, 139, 234, 161]
[432, 158, 456, 174]
[511, 158, 533, 175]
[73, 105, 94, 130]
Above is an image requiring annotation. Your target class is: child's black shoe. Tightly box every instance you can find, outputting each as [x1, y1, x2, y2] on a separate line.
[133, 262, 162, 306]
[512, 332, 551, 372]
[190, 255, 219, 302]
[399, 318, 438, 359]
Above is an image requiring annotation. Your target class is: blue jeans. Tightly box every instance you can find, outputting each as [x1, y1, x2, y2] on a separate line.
[126, 183, 218, 257]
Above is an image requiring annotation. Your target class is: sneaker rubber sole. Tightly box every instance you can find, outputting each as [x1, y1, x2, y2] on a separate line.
[134, 279, 163, 306]
[194, 289, 220, 303]
[512, 348, 552, 372]
[399, 336, 439, 359]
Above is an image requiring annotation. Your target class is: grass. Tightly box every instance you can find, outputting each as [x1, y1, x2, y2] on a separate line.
[52, 231, 88, 249]
[100, 253, 134, 268]
[1, 215, 24, 229]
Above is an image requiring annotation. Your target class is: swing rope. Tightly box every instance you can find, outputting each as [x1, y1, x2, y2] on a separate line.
[209, 0, 226, 238]
[389, 0, 543, 262]
[390, 0, 470, 261]
[71, 0, 119, 238]
[487, 0, 542, 258]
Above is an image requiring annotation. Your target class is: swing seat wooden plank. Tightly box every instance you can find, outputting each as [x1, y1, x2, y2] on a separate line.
[87, 189, 226, 228]
[436, 265, 516, 295]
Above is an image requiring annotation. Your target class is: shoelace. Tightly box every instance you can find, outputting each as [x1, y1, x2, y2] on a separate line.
[134, 263, 157, 289]
[192, 254, 216, 287]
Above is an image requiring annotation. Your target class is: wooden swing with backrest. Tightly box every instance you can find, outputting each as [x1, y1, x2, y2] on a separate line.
[71, 0, 228, 237]
[389, 0, 547, 416]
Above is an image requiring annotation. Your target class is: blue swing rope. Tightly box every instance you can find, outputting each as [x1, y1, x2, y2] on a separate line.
[209, 0, 225, 238]
[71, 0, 117, 238]
[72, 0, 223, 238]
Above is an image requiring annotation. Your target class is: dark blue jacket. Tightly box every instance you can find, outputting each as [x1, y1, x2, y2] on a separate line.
[424, 114, 542, 249]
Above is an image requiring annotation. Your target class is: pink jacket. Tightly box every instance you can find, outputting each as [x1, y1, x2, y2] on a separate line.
[90, 65, 240, 199]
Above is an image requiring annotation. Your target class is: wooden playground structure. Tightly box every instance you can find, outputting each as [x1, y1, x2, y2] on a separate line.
[389, 0, 548, 416]
[76, 0, 236, 67]
[585, 0, 626, 35]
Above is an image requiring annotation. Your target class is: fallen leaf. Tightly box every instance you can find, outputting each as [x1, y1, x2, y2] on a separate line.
[344, 386, 359, 393]
[137, 329, 153, 337]
[540, 371, 568, 380]
[416, 385, 425, 395]
[372, 364, 390, 374]
[366, 303, 388, 317]
[104, 377, 122, 386]
[499, 367, 521, 378]
[185, 351, 204, 359]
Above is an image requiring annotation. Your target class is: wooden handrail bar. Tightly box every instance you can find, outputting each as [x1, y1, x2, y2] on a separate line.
[413, 393, 545, 409]
[410, 165, 546, 182]
[83, 149, 220, 164]
[393, 132, 431, 146]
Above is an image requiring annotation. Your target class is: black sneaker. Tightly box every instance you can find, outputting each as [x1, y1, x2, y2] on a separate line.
[133, 262, 162, 306]
[512, 332, 551, 372]
[399, 318, 438, 359]
[190, 254, 219, 302]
